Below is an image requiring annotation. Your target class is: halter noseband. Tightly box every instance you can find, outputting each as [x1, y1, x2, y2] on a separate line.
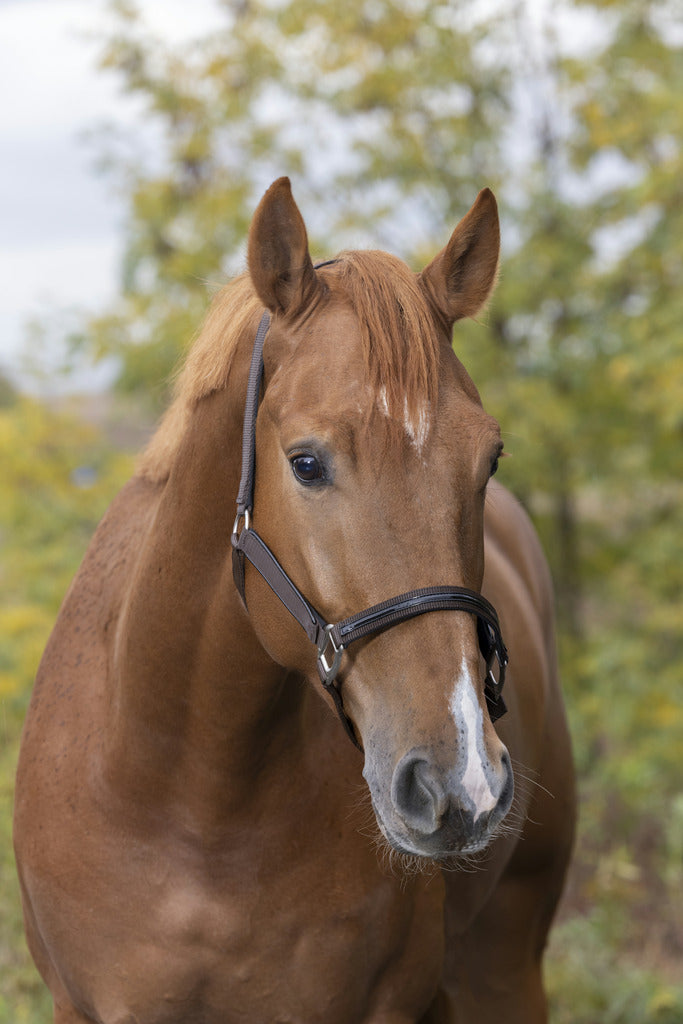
[231, 310, 508, 749]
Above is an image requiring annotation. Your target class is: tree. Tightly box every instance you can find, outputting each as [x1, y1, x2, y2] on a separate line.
[558, 0, 683, 808]
[85, 0, 516, 404]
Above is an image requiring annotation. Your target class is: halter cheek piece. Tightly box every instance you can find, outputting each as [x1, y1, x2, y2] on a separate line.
[232, 309, 508, 750]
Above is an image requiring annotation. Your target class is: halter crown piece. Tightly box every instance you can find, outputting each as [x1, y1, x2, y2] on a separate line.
[232, 309, 508, 750]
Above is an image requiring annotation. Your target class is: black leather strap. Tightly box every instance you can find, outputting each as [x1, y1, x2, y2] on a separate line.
[330, 587, 502, 648]
[235, 310, 271, 519]
[233, 520, 509, 733]
[233, 527, 326, 646]
[232, 308, 509, 747]
[329, 585, 508, 724]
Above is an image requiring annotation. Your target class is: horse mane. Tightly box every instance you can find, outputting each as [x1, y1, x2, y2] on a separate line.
[139, 251, 441, 482]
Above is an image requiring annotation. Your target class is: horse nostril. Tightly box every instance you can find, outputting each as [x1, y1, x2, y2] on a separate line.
[391, 752, 448, 835]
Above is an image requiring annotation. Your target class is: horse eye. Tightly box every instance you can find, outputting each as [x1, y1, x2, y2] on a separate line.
[490, 456, 499, 477]
[290, 454, 325, 485]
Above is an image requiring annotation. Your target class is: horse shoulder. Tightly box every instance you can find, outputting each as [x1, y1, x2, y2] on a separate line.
[21, 473, 160, 712]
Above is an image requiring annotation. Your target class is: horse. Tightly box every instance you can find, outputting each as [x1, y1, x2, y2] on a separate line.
[14, 177, 575, 1024]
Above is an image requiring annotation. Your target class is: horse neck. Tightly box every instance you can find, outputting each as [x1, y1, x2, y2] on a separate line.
[104, 373, 306, 832]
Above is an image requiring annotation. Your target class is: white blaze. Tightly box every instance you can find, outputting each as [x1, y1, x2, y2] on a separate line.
[377, 386, 431, 454]
[403, 397, 430, 455]
[449, 659, 498, 821]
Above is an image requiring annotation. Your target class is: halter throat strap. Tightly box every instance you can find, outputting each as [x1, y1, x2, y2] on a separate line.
[231, 310, 508, 750]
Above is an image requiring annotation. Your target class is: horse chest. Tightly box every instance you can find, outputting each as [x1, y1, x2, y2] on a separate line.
[81, 828, 444, 1024]
[54, 802, 444, 1019]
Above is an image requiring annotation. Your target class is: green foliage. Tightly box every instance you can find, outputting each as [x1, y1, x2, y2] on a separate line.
[0, 740, 53, 1023]
[0, 396, 133, 725]
[547, 915, 683, 1023]
[85, 0, 520, 406]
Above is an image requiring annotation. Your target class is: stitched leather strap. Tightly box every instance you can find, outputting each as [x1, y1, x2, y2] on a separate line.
[232, 520, 509, 737]
[330, 587, 501, 648]
[231, 307, 509, 748]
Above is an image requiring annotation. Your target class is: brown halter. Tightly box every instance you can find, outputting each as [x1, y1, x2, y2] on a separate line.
[232, 310, 508, 749]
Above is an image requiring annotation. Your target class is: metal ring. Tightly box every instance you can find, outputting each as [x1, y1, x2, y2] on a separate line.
[317, 625, 345, 688]
[232, 508, 252, 540]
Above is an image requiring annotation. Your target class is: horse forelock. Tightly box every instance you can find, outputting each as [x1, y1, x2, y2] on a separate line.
[331, 251, 441, 449]
[139, 251, 443, 481]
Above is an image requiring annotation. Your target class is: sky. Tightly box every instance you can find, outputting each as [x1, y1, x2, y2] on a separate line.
[0, 0, 225, 392]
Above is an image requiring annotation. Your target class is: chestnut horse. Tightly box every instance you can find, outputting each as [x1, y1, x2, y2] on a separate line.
[15, 178, 574, 1023]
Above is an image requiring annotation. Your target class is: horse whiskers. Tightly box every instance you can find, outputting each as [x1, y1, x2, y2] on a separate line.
[367, 815, 513, 881]
[510, 757, 556, 801]
[493, 815, 525, 844]
[345, 782, 377, 831]
[492, 756, 559, 843]
[345, 779, 372, 812]
[371, 832, 442, 884]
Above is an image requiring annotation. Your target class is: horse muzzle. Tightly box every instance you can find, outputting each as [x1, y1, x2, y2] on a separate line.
[366, 746, 514, 859]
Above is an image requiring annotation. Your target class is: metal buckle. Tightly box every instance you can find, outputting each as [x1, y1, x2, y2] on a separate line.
[484, 646, 507, 701]
[317, 625, 344, 688]
[232, 508, 251, 541]
[485, 659, 502, 700]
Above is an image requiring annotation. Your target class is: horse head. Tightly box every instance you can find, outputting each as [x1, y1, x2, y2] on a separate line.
[241, 178, 513, 860]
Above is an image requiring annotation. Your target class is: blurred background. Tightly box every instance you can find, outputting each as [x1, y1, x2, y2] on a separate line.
[1, 0, 681, 1019]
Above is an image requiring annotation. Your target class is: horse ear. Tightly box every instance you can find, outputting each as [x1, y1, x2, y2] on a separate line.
[248, 177, 318, 316]
[419, 188, 500, 325]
